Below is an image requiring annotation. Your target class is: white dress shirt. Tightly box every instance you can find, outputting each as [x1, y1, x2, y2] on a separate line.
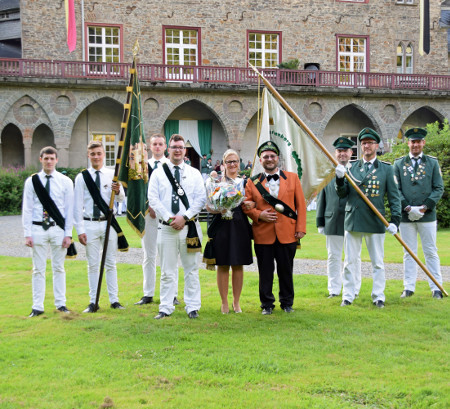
[73, 166, 125, 235]
[22, 169, 74, 237]
[148, 161, 206, 222]
[265, 171, 281, 198]
[148, 156, 169, 171]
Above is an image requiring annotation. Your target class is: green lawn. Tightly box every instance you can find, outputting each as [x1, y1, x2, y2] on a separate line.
[106, 211, 450, 265]
[0, 256, 448, 409]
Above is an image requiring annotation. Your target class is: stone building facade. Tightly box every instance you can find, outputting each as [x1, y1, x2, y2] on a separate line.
[0, 0, 449, 168]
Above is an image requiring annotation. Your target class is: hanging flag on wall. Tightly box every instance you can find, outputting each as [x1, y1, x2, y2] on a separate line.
[65, 0, 77, 53]
[419, 0, 430, 55]
[253, 88, 335, 204]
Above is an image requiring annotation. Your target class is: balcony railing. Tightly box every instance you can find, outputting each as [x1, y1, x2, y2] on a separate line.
[1, 58, 449, 91]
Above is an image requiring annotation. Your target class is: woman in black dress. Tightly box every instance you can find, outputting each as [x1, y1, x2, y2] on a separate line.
[205, 149, 253, 314]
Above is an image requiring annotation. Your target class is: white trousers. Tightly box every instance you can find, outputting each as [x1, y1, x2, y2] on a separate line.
[343, 231, 385, 303]
[30, 225, 67, 311]
[326, 235, 361, 296]
[399, 221, 442, 292]
[157, 223, 202, 315]
[85, 221, 119, 304]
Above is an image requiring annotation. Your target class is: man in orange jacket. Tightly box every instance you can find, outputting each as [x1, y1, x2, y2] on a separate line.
[244, 141, 306, 315]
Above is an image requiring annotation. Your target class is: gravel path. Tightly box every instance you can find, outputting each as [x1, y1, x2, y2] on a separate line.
[2, 215, 449, 282]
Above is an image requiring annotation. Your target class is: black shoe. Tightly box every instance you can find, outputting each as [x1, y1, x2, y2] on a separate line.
[400, 290, 414, 298]
[188, 310, 199, 319]
[57, 306, 70, 313]
[28, 309, 44, 318]
[83, 303, 98, 313]
[340, 300, 352, 307]
[432, 290, 443, 299]
[373, 300, 385, 308]
[283, 306, 294, 313]
[173, 297, 181, 305]
[154, 311, 170, 319]
[327, 294, 339, 299]
[262, 307, 273, 315]
[110, 302, 125, 310]
[134, 296, 153, 305]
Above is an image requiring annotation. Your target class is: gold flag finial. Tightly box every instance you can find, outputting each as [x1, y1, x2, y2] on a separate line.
[132, 40, 140, 57]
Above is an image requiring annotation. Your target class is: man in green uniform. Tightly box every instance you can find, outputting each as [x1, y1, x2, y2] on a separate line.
[316, 137, 361, 298]
[393, 128, 444, 299]
[335, 128, 401, 308]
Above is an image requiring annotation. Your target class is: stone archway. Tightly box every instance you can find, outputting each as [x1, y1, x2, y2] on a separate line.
[31, 124, 55, 168]
[1, 124, 24, 167]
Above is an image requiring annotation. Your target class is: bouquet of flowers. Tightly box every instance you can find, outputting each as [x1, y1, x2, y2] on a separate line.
[205, 176, 246, 219]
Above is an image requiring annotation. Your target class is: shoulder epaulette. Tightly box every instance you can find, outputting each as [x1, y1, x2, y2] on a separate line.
[394, 156, 406, 162]
[426, 155, 438, 159]
[381, 160, 393, 165]
[250, 173, 261, 182]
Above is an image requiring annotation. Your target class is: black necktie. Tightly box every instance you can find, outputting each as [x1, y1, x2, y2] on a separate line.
[267, 174, 279, 182]
[172, 166, 180, 214]
[93, 170, 100, 218]
[42, 175, 51, 230]
[153, 160, 160, 170]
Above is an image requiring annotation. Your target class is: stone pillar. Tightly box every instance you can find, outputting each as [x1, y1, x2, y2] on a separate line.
[23, 128, 33, 168]
[55, 138, 71, 167]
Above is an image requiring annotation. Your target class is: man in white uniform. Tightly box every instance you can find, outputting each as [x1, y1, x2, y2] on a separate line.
[148, 134, 206, 319]
[74, 141, 126, 313]
[135, 133, 179, 306]
[22, 146, 74, 317]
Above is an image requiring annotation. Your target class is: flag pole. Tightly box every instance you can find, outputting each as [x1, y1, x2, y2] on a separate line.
[249, 63, 447, 296]
[93, 43, 140, 311]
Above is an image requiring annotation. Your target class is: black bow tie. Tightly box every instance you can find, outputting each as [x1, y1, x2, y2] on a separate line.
[266, 174, 279, 182]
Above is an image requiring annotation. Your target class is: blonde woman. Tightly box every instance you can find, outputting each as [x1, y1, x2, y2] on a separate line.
[205, 149, 253, 313]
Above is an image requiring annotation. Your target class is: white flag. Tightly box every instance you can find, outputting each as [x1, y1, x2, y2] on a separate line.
[253, 88, 335, 204]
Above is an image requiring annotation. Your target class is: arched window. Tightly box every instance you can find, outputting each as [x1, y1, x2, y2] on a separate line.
[397, 42, 413, 74]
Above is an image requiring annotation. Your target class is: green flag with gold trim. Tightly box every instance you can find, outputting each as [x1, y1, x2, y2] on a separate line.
[118, 59, 149, 237]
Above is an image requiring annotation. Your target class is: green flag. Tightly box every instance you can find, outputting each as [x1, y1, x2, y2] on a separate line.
[118, 60, 149, 237]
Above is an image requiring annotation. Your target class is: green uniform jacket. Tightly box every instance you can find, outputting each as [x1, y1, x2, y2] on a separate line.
[201, 158, 209, 174]
[316, 178, 347, 236]
[393, 154, 444, 223]
[336, 158, 401, 234]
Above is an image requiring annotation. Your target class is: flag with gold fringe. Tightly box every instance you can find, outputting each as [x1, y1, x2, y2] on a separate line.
[118, 60, 149, 237]
[253, 87, 335, 205]
[419, 0, 430, 56]
[65, 0, 76, 52]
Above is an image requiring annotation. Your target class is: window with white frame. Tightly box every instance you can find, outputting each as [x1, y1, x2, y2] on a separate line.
[164, 28, 198, 78]
[92, 134, 116, 167]
[337, 37, 367, 73]
[341, 135, 359, 159]
[248, 32, 280, 68]
[396, 0, 414, 4]
[88, 26, 120, 74]
[397, 43, 413, 74]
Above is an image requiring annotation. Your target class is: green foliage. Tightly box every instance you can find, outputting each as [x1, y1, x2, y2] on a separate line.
[277, 58, 300, 70]
[239, 169, 251, 178]
[381, 119, 450, 228]
[0, 167, 82, 215]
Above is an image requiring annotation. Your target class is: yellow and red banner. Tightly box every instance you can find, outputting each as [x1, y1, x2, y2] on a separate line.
[65, 0, 76, 52]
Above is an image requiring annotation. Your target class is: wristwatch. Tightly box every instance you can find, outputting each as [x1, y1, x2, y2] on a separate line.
[183, 215, 190, 222]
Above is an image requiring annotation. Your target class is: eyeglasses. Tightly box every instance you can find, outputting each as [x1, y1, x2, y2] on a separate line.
[225, 160, 239, 165]
[169, 146, 185, 150]
[361, 141, 376, 146]
[261, 154, 277, 160]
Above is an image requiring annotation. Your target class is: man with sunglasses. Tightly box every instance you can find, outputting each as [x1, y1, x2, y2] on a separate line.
[244, 141, 306, 315]
[148, 134, 206, 319]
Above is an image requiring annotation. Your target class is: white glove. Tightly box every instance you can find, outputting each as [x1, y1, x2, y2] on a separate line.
[386, 223, 397, 235]
[335, 164, 346, 179]
[317, 227, 325, 235]
[408, 206, 424, 222]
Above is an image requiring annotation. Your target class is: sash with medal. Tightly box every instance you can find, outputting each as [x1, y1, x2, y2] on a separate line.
[31, 174, 77, 258]
[251, 173, 301, 249]
[81, 170, 129, 252]
[162, 163, 202, 253]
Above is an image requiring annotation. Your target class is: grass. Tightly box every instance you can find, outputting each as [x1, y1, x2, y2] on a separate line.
[106, 211, 450, 265]
[0, 255, 449, 409]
